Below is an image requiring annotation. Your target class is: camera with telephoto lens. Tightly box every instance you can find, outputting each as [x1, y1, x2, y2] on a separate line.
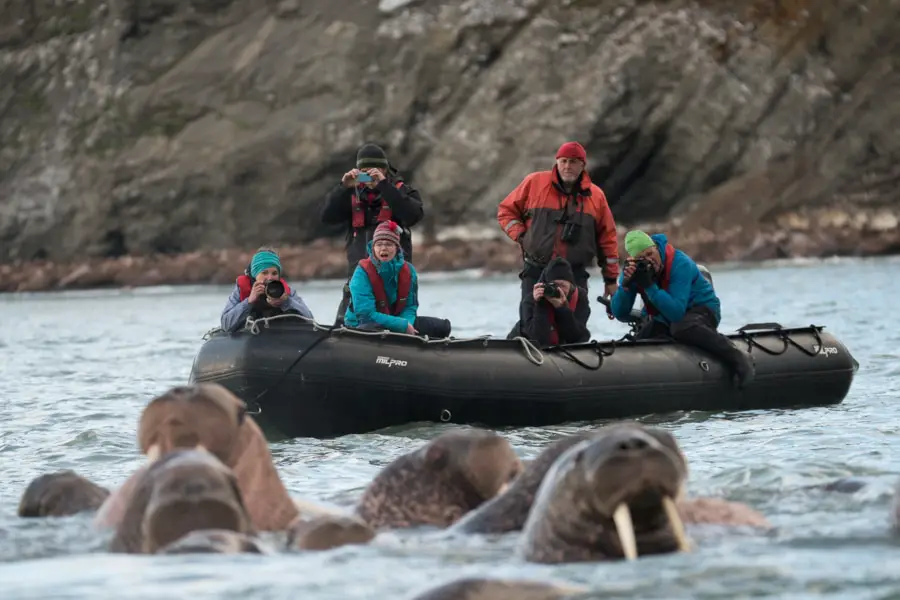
[265, 280, 285, 299]
[623, 258, 653, 287]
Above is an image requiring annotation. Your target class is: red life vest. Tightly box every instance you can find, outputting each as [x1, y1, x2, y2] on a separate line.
[546, 287, 580, 345]
[351, 181, 406, 230]
[640, 243, 675, 317]
[358, 258, 412, 315]
[236, 275, 291, 302]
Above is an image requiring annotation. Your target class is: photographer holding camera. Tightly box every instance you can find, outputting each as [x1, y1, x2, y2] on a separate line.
[497, 142, 620, 330]
[220, 247, 314, 333]
[321, 143, 424, 325]
[517, 257, 591, 347]
[610, 230, 755, 389]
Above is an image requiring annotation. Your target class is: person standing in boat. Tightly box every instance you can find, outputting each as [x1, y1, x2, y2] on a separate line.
[515, 257, 591, 347]
[609, 230, 755, 389]
[344, 220, 451, 338]
[321, 143, 425, 325]
[220, 247, 314, 333]
[496, 141, 620, 329]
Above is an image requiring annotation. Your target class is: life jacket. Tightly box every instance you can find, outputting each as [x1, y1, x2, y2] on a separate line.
[640, 243, 675, 317]
[358, 258, 412, 316]
[236, 274, 291, 302]
[546, 287, 580, 346]
[350, 181, 406, 230]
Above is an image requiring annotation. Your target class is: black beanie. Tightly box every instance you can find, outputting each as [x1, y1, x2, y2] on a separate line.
[356, 143, 389, 169]
[542, 257, 575, 285]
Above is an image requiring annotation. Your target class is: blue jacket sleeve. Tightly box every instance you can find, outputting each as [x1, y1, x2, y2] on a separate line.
[610, 272, 639, 323]
[398, 267, 419, 329]
[220, 285, 252, 333]
[283, 289, 314, 319]
[348, 266, 410, 333]
[643, 253, 693, 323]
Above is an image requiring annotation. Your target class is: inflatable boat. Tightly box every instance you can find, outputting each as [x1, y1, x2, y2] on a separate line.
[187, 312, 859, 440]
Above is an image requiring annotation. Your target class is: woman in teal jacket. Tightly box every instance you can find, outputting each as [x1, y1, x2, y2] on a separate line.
[344, 220, 451, 338]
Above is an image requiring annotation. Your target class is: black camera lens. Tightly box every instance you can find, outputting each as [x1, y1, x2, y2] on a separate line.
[544, 282, 561, 298]
[265, 280, 285, 298]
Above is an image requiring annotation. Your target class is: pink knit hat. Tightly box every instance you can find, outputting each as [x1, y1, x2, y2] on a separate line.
[373, 220, 401, 247]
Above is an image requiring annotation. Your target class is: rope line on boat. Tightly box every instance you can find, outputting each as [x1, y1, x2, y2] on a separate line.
[736, 322, 824, 357]
[206, 313, 547, 366]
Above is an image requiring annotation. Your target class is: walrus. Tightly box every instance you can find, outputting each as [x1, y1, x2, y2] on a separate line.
[450, 432, 594, 534]
[287, 514, 376, 551]
[354, 429, 522, 529]
[109, 448, 254, 554]
[410, 577, 586, 600]
[95, 383, 299, 532]
[18, 471, 110, 518]
[518, 421, 692, 563]
[157, 529, 271, 555]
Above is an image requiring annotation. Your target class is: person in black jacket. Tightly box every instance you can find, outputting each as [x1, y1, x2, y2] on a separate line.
[510, 257, 591, 347]
[321, 143, 424, 325]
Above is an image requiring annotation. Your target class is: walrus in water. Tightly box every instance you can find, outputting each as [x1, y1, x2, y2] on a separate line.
[157, 529, 271, 555]
[109, 448, 254, 554]
[519, 421, 692, 563]
[287, 514, 376, 551]
[410, 577, 586, 600]
[96, 383, 299, 532]
[18, 471, 110, 518]
[355, 429, 522, 529]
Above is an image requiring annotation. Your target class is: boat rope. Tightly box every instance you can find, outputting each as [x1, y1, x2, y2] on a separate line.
[736, 322, 824, 357]
[202, 313, 546, 366]
[551, 339, 616, 371]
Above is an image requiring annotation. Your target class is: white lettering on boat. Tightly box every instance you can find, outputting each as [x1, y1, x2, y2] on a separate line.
[812, 345, 839, 356]
[376, 356, 408, 368]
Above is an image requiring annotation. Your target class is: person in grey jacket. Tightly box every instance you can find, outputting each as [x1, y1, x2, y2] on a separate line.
[220, 247, 314, 333]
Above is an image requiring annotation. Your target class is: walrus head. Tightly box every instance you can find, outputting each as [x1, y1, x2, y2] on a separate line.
[18, 471, 110, 518]
[520, 421, 690, 563]
[355, 429, 522, 529]
[137, 383, 246, 464]
[287, 515, 376, 551]
[109, 448, 254, 554]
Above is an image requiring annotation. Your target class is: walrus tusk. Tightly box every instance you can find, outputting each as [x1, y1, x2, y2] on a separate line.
[146, 444, 161, 462]
[292, 497, 347, 518]
[662, 495, 691, 552]
[612, 503, 638, 560]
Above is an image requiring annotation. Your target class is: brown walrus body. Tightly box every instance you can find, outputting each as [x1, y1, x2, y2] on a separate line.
[18, 471, 110, 518]
[450, 432, 594, 534]
[354, 429, 522, 530]
[411, 577, 585, 600]
[157, 529, 270, 555]
[109, 448, 254, 554]
[96, 383, 299, 532]
[287, 515, 376, 551]
[519, 422, 691, 563]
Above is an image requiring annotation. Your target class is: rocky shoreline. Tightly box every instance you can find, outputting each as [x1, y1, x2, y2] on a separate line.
[2, 215, 898, 293]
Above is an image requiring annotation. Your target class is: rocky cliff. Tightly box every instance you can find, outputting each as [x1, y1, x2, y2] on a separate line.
[0, 0, 898, 273]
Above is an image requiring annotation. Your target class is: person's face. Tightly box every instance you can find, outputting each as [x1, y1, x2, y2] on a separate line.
[634, 246, 662, 273]
[373, 240, 397, 262]
[255, 266, 280, 283]
[555, 157, 584, 183]
[553, 279, 573, 296]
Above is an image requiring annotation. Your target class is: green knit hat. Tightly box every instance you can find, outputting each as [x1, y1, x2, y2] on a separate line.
[624, 230, 655, 257]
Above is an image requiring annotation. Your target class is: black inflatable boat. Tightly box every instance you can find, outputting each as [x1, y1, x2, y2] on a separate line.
[188, 313, 859, 440]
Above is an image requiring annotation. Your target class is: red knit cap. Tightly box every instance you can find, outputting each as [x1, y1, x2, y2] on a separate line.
[555, 141, 587, 162]
[373, 220, 401, 247]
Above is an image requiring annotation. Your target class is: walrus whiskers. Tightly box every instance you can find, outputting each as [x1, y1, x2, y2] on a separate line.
[612, 503, 637, 560]
[662, 495, 691, 552]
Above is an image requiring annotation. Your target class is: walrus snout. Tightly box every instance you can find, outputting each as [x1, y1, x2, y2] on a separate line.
[140, 456, 253, 553]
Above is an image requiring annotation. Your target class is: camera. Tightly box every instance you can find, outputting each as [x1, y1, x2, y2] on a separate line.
[559, 221, 581, 244]
[623, 258, 653, 287]
[265, 280, 285, 299]
[543, 281, 561, 299]
[357, 172, 373, 183]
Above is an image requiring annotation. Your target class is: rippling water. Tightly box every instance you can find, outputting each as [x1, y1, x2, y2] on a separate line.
[1, 256, 898, 599]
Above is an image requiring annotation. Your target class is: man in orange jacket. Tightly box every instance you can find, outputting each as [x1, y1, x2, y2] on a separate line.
[498, 141, 620, 333]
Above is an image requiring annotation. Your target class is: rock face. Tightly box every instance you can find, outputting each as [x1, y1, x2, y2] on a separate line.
[0, 0, 897, 267]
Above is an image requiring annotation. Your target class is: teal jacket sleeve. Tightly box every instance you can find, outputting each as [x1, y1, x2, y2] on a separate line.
[348, 266, 411, 333]
[643, 253, 693, 323]
[397, 266, 419, 329]
[610, 271, 640, 323]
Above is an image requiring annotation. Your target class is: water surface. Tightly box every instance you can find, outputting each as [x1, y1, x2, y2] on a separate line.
[0, 257, 897, 599]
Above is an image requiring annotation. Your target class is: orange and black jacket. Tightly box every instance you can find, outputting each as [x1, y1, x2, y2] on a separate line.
[321, 173, 424, 276]
[497, 167, 620, 283]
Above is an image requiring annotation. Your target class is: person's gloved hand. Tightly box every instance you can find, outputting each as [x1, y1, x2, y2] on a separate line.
[630, 264, 655, 290]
